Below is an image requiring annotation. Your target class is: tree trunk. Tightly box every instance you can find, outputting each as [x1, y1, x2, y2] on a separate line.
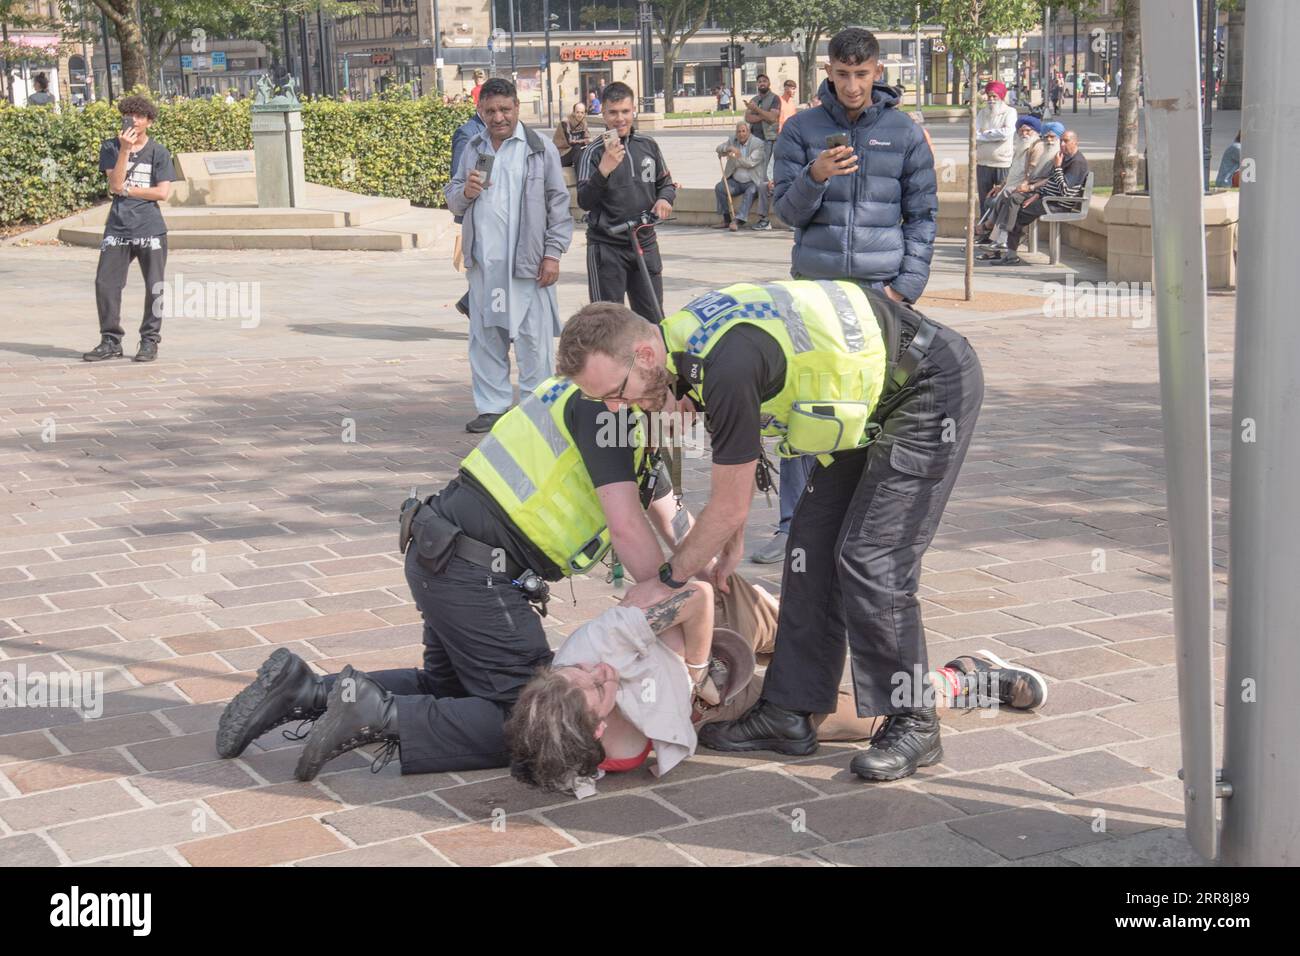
[801, 31, 820, 103]
[966, 60, 976, 301]
[1112, 0, 1142, 194]
[93, 0, 149, 92]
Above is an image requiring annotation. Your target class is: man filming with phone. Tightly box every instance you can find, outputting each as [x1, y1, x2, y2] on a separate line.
[83, 95, 175, 364]
[576, 81, 676, 322]
[749, 27, 938, 567]
[445, 77, 574, 434]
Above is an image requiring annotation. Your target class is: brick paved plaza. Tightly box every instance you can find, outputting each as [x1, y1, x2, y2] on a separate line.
[0, 230, 1229, 866]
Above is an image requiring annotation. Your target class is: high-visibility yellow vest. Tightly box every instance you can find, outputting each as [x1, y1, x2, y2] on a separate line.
[461, 377, 646, 576]
[661, 279, 890, 462]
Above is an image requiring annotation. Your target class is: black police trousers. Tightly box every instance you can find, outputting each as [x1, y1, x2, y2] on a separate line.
[761, 314, 984, 717]
[325, 550, 552, 774]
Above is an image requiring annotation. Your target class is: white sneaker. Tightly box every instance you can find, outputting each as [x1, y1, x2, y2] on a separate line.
[749, 531, 789, 564]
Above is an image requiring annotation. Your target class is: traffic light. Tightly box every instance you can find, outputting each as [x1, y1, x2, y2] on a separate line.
[731, 42, 745, 66]
[720, 45, 731, 69]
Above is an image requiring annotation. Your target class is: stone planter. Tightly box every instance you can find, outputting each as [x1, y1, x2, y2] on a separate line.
[1106, 192, 1238, 290]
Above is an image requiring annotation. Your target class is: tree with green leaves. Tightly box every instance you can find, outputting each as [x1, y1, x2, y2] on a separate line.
[652, 0, 713, 114]
[933, 0, 1041, 299]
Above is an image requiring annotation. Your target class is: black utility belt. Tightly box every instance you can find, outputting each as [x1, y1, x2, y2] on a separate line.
[452, 533, 526, 580]
[399, 497, 526, 580]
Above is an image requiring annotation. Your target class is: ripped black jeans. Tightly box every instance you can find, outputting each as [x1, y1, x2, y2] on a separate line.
[762, 319, 985, 717]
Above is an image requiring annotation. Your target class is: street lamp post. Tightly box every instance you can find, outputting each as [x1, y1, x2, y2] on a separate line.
[1201, 0, 1217, 190]
[431, 0, 444, 95]
[507, 0, 517, 82]
[1072, 9, 1078, 113]
[543, 2, 556, 126]
[638, 1, 654, 115]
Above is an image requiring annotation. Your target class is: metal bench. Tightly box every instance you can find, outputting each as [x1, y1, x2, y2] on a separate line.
[1027, 170, 1095, 264]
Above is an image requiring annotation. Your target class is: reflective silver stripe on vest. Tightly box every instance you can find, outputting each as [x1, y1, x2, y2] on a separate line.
[476, 435, 537, 501]
[767, 283, 814, 353]
[816, 280, 865, 352]
[519, 394, 570, 459]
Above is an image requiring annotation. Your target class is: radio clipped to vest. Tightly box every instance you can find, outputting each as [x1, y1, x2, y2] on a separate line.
[777, 400, 876, 465]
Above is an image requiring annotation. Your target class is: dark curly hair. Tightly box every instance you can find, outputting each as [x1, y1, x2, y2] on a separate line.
[505, 668, 605, 792]
[117, 95, 158, 121]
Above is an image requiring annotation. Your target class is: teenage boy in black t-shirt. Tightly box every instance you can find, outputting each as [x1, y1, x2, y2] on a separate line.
[84, 95, 175, 364]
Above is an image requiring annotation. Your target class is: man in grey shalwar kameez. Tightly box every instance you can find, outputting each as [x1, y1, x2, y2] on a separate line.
[445, 78, 574, 433]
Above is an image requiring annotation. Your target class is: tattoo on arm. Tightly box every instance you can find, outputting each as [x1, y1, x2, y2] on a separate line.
[642, 586, 697, 635]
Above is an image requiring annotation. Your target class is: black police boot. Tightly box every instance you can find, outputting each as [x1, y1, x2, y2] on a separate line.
[850, 707, 942, 781]
[83, 338, 124, 362]
[217, 648, 327, 758]
[294, 665, 399, 781]
[696, 698, 817, 756]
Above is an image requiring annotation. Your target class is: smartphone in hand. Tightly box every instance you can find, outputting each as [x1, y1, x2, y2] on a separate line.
[121, 116, 136, 134]
[474, 152, 494, 186]
[825, 133, 849, 149]
[603, 129, 620, 150]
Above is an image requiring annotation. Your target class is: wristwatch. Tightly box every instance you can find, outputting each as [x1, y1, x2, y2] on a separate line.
[658, 561, 687, 589]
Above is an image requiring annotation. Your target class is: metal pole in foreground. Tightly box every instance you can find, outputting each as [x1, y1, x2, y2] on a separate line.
[1139, 0, 1218, 862]
[1201, 0, 1217, 190]
[1221, 0, 1300, 867]
[638, 1, 654, 116]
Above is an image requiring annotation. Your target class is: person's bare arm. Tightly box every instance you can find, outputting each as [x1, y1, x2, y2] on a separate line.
[597, 482, 664, 583]
[670, 460, 755, 590]
[625, 580, 714, 674]
[646, 492, 684, 546]
[125, 181, 171, 202]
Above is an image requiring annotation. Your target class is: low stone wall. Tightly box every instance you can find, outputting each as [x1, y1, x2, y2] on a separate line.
[562, 168, 1238, 289]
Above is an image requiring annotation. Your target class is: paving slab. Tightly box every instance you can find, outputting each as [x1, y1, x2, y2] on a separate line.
[0, 226, 1233, 866]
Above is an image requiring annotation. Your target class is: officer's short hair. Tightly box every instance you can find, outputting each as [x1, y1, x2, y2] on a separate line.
[556, 301, 654, 377]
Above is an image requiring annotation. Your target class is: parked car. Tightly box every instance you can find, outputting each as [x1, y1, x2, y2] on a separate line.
[1065, 72, 1107, 97]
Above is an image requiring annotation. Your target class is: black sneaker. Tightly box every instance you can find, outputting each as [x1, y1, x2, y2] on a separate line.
[465, 412, 503, 433]
[944, 649, 1048, 710]
[83, 339, 123, 362]
[216, 648, 328, 758]
[696, 698, 817, 756]
[133, 340, 158, 362]
[751, 219, 772, 231]
[850, 707, 942, 781]
[294, 665, 399, 781]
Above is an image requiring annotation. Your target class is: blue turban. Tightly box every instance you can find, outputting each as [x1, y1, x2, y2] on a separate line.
[1043, 121, 1065, 138]
[1015, 115, 1043, 134]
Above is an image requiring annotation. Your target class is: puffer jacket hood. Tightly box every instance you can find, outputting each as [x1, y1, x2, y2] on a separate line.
[771, 78, 937, 302]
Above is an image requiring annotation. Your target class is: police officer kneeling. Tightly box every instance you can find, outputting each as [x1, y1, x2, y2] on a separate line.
[557, 280, 983, 781]
[215, 377, 675, 780]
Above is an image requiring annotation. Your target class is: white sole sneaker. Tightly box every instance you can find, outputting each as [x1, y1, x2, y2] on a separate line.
[976, 648, 1049, 708]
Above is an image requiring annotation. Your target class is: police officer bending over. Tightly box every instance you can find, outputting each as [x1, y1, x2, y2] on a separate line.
[216, 377, 678, 780]
[557, 280, 984, 781]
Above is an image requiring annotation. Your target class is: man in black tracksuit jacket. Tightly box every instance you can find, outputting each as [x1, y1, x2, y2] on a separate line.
[576, 81, 676, 322]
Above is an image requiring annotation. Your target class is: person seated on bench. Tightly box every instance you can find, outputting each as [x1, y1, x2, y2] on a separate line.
[712, 122, 769, 232]
[988, 125, 1089, 266]
[505, 574, 1048, 796]
[975, 115, 1045, 254]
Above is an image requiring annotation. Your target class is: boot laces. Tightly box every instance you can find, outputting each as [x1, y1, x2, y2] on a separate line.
[368, 738, 400, 774]
[281, 717, 317, 741]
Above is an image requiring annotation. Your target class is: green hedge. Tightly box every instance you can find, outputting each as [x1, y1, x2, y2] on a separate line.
[0, 93, 475, 229]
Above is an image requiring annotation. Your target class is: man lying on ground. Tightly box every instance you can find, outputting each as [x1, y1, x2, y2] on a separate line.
[506, 573, 1047, 795]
